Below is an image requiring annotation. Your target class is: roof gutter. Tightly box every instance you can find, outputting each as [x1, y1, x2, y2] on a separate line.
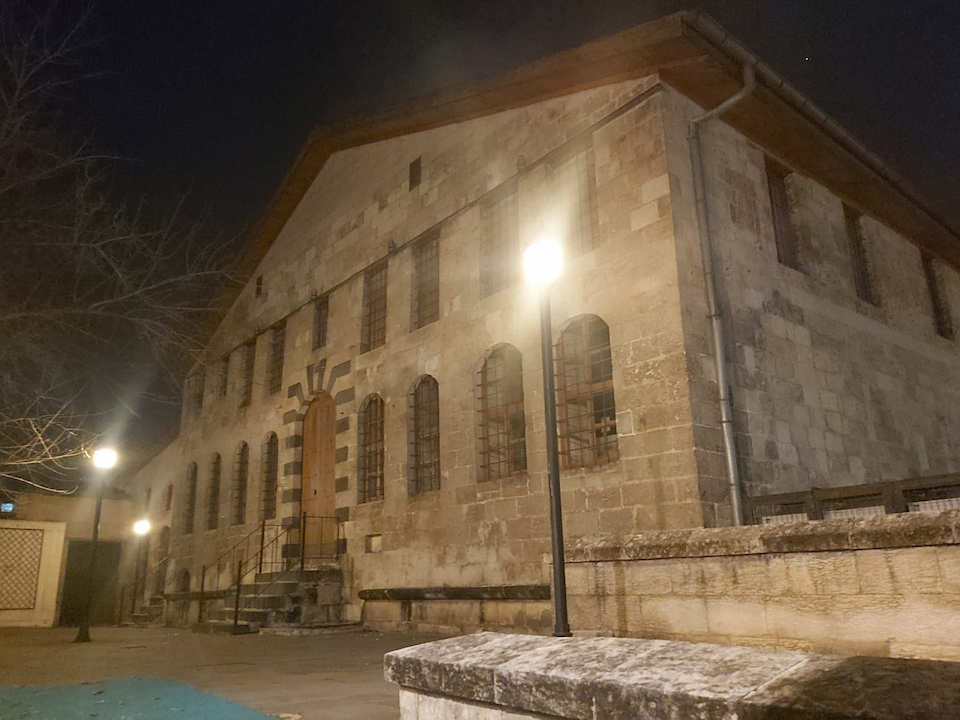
[684, 10, 959, 246]
[689, 62, 757, 526]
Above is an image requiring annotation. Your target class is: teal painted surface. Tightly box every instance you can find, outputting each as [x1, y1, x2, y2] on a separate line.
[0, 678, 273, 719]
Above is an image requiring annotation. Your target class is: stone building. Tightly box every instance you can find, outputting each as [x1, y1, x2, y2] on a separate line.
[123, 11, 960, 634]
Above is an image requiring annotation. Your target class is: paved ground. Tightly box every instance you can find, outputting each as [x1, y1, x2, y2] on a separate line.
[0, 627, 444, 719]
[2, 678, 274, 719]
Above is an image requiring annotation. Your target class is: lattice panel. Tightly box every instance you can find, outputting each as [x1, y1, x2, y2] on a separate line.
[0, 528, 44, 610]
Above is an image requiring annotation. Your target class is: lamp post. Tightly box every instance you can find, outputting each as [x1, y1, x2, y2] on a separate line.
[523, 239, 571, 637]
[75, 447, 118, 643]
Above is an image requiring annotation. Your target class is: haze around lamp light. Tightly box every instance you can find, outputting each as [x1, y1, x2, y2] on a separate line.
[92, 447, 118, 469]
[133, 519, 150, 535]
[523, 239, 563, 286]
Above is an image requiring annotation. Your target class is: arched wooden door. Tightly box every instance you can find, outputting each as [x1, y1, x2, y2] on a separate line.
[301, 391, 336, 558]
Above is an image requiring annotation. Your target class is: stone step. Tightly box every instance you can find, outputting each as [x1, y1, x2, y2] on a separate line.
[299, 603, 343, 625]
[209, 607, 270, 624]
[192, 620, 258, 635]
[253, 568, 339, 583]
[130, 613, 159, 623]
[240, 580, 299, 597]
[236, 594, 287, 610]
[258, 622, 363, 637]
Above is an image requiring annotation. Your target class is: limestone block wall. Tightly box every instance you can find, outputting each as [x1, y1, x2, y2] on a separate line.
[362, 598, 552, 636]
[660, 85, 960, 526]
[386, 631, 960, 720]
[125, 72, 733, 619]
[119, 439, 182, 603]
[566, 510, 960, 661]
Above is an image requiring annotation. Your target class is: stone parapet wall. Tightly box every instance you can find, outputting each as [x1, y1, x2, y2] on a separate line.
[385, 632, 960, 719]
[566, 511, 960, 660]
[363, 597, 551, 636]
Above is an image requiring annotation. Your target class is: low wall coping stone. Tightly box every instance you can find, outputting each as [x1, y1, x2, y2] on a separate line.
[384, 632, 960, 719]
[358, 585, 550, 602]
[566, 509, 960, 563]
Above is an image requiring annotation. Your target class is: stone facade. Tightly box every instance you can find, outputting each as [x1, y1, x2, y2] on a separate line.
[566, 510, 960, 661]
[123, 33, 960, 631]
[662, 88, 960, 525]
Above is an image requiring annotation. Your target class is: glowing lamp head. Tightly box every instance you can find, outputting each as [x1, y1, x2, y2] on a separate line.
[523, 240, 563, 287]
[92, 447, 118, 470]
[133, 519, 150, 536]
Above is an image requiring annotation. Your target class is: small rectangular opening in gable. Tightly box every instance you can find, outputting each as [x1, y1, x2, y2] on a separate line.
[409, 156, 422, 191]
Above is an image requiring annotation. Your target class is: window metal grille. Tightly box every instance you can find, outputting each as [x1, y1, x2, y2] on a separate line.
[477, 345, 527, 482]
[217, 355, 229, 398]
[164, 484, 173, 511]
[765, 157, 800, 270]
[409, 376, 440, 495]
[361, 263, 388, 353]
[0, 528, 43, 610]
[255, 275, 263, 297]
[554, 149, 599, 256]
[192, 372, 204, 416]
[262, 433, 279, 520]
[844, 205, 877, 305]
[922, 252, 955, 340]
[182, 463, 198, 535]
[411, 232, 440, 330]
[312, 294, 329, 350]
[479, 186, 519, 298]
[206, 454, 221, 531]
[232, 443, 249, 525]
[239, 341, 256, 408]
[555, 316, 619, 469]
[358, 395, 385, 503]
[265, 322, 286, 396]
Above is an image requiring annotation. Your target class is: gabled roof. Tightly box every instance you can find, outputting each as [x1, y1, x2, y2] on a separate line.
[221, 10, 959, 320]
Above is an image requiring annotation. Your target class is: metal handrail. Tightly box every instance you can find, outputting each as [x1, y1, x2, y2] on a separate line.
[207, 520, 284, 575]
[226, 515, 339, 630]
[199, 520, 285, 622]
[744, 472, 960, 524]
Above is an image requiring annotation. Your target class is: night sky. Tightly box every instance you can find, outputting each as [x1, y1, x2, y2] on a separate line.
[70, 0, 960, 248]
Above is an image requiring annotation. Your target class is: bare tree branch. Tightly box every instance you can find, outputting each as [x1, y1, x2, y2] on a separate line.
[0, 3, 232, 492]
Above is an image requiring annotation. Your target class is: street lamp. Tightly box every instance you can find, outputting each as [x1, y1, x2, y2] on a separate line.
[523, 239, 571, 637]
[133, 519, 151, 536]
[75, 446, 118, 643]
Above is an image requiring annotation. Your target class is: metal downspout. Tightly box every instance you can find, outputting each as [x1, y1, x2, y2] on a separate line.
[689, 62, 756, 526]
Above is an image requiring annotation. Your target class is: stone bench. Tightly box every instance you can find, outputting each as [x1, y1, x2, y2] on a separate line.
[384, 632, 960, 719]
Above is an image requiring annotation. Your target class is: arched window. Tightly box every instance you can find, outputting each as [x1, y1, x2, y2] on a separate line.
[357, 394, 385, 503]
[555, 315, 619, 468]
[206, 454, 221, 531]
[176, 569, 191, 593]
[261, 433, 279, 520]
[477, 345, 527, 481]
[409, 376, 440, 495]
[182, 463, 197, 535]
[232, 442, 249, 525]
